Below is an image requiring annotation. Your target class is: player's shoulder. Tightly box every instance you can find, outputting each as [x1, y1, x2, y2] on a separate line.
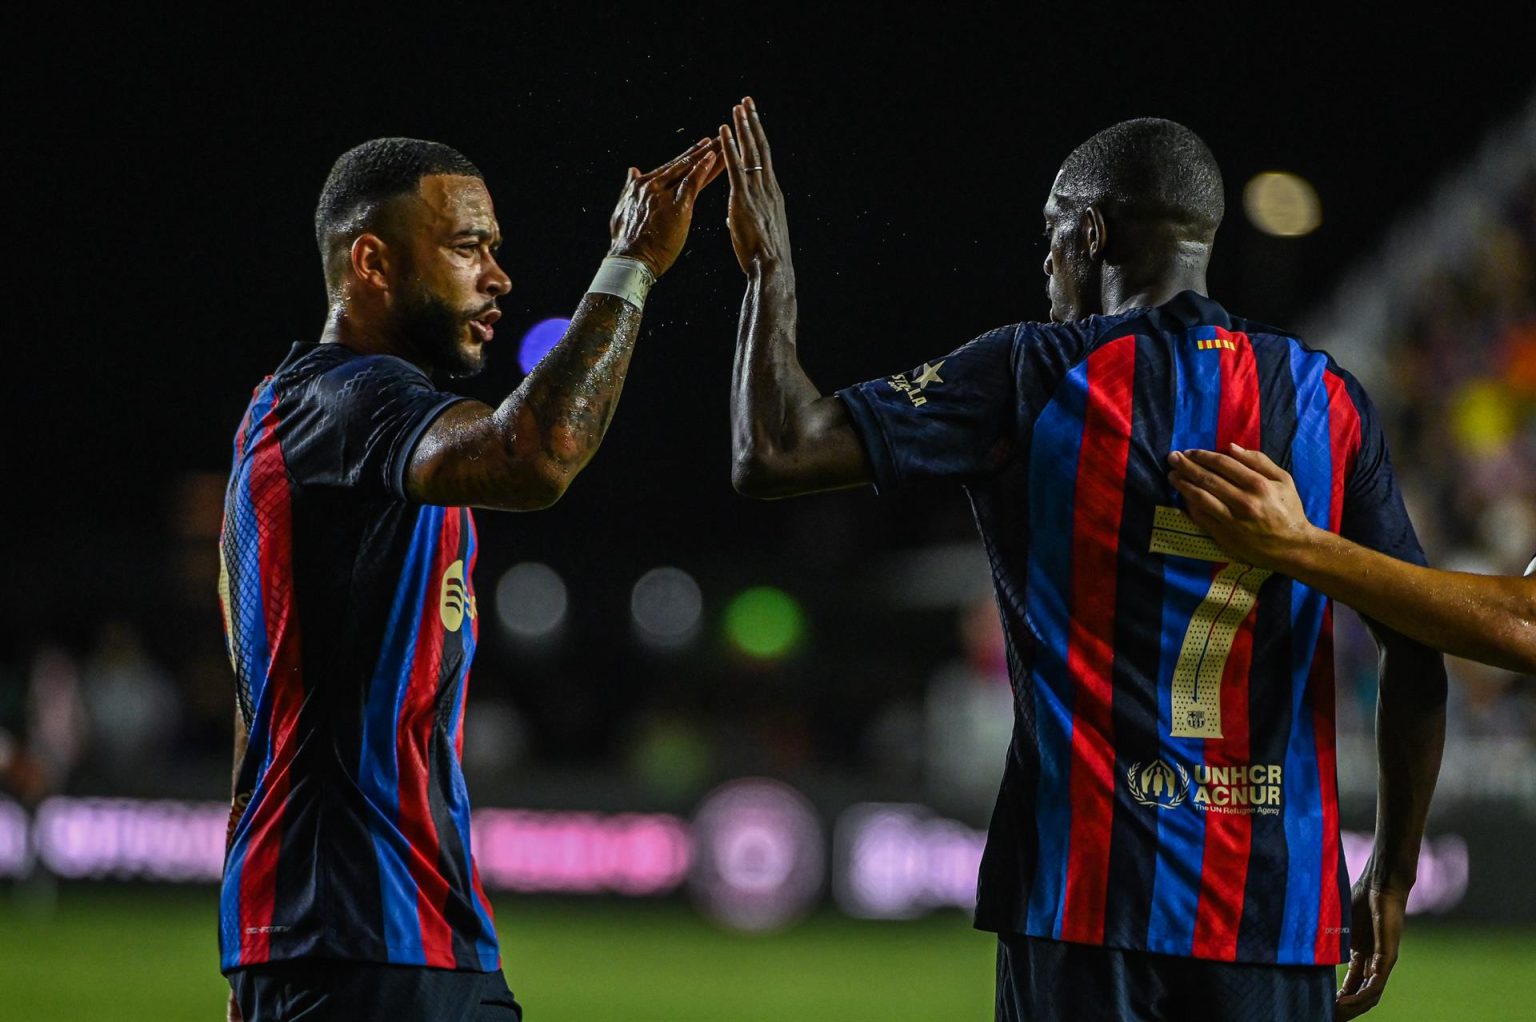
[275, 343, 437, 404]
[985, 310, 1144, 364]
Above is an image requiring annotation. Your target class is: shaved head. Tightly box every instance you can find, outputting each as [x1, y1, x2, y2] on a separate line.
[1054, 117, 1224, 241]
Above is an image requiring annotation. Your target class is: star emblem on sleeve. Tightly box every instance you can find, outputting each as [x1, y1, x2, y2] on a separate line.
[913, 361, 945, 390]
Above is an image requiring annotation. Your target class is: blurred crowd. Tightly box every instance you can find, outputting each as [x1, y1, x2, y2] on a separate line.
[1333, 167, 1536, 740]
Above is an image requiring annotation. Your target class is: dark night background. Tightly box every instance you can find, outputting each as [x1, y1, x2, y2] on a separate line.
[5, 5, 1533, 785]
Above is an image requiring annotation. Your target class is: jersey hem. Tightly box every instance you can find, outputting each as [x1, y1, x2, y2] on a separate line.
[972, 918, 1347, 967]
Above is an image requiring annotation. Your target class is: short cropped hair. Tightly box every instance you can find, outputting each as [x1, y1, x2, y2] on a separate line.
[1056, 118, 1223, 237]
[315, 137, 481, 276]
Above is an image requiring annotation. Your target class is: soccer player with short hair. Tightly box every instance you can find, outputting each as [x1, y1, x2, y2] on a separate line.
[720, 99, 1447, 1021]
[218, 134, 720, 1021]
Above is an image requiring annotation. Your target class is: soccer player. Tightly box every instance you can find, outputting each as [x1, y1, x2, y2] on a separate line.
[1167, 444, 1536, 672]
[719, 99, 1446, 1021]
[218, 135, 720, 1022]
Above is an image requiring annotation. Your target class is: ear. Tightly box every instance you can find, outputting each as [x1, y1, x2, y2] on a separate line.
[1081, 206, 1109, 262]
[349, 233, 393, 293]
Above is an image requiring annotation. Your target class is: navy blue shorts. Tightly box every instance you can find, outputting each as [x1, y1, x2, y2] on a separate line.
[230, 959, 522, 1022]
[996, 933, 1334, 1022]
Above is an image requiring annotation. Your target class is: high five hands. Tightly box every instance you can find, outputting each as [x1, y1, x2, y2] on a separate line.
[720, 97, 793, 274]
[609, 136, 724, 279]
[606, 96, 789, 281]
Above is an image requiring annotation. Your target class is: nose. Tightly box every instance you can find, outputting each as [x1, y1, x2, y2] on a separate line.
[484, 257, 512, 297]
[1042, 252, 1053, 277]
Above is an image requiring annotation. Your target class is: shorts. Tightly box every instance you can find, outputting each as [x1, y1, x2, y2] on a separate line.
[229, 959, 523, 1022]
[995, 933, 1334, 1022]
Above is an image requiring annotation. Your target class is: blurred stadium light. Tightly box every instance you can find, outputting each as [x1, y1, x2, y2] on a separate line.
[518, 317, 571, 375]
[723, 587, 805, 659]
[495, 562, 569, 642]
[631, 567, 704, 649]
[1243, 171, 1322, 237]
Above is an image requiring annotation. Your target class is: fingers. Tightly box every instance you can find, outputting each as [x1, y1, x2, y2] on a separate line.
[744, 96, 773, 171]
[1337, 952, 1367, 997]
[1336, 955, 1390, 1018]
[1178, 449, 1269, 491]
[1169, 474, 1235, 526]
[1167, 451, 1251, 509]
[679, 148, 723, 197]
[720, 123, 747, 193]
[733, 101, 764, 172]
[1225, 442, 1290, 481]
[639, 136, 716, 182]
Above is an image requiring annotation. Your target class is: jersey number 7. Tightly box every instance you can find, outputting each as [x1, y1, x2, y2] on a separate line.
[1149, 506, 1271, 740]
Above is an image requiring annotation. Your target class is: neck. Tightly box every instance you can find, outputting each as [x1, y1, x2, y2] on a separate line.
[1100, 244, 1210, 316]
[320, 303, 430, 373]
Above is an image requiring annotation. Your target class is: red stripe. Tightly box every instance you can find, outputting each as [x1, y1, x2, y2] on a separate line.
[459, 511, 495, 931]
[396, 508, 461, 968]
[237, 401, 304, 964]
[1313, 371, 1361, 962]
[1060, 336, 1135, 944]
[1192, 331, 1261, 960]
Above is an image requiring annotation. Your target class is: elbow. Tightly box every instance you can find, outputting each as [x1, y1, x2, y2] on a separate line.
[732, 447, 799, 499]
[731, 450, 777, 499]
[517, 461, 573, 510]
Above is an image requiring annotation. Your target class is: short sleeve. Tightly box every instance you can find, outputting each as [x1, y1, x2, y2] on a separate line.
[285, 355, 464, 500]
[834, 325, 1022, 493]
[1338, 377, 1427, 567]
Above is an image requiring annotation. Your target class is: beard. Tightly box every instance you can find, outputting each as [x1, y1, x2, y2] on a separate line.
[394, 281, 488, 380]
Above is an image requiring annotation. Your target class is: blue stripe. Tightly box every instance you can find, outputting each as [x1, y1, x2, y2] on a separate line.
[1023, 361, 1090, 938]
[1279, 345, 1332, 962]
[1145, 330, 1216, 956]
[446, 514, 499, 968]
[220, 383, 279, 969]
[359, 505, 445, 964]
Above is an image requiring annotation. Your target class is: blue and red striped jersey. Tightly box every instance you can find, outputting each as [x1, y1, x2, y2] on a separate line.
[837, 291, 1438, 966]
[217, 342, 498, 973]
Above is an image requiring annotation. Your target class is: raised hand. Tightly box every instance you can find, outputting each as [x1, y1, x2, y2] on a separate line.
[720, 97, 792, 274]
[1166, 444, 1316, 569]
[608, 136, 723, 278]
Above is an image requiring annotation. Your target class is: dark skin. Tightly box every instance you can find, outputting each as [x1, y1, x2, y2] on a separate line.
[227, 138, 721, 1022]
[724, 99, 1443, 1018]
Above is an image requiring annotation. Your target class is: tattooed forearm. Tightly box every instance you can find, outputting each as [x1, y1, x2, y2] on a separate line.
[405, 292, 645, 509]
[506, 291, 642, 475]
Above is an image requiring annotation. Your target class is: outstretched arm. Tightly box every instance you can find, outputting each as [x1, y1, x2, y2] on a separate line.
[1168, 445, 1536, 672]
[722, 97, 872, 498]
[408, 138, 724, 510]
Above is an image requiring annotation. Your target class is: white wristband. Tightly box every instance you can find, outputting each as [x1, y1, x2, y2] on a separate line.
[588, 256, 655, 311]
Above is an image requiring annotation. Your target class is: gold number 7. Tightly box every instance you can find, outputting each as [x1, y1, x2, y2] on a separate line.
[1148, 506, 1271, 739]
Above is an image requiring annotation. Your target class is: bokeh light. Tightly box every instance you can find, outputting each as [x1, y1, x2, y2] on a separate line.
[495, 562, 568, 640]
[1243, 171, 1322, 237]
[631, 567, 704, 648]
[518, 317, 571, 374]
[723, 586, 805, 658]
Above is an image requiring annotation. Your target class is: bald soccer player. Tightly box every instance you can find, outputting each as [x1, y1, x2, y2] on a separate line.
[719, 99, 1445, 1021]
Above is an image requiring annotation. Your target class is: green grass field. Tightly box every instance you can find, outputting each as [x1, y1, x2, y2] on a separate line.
[0, 889, 1530, 1020]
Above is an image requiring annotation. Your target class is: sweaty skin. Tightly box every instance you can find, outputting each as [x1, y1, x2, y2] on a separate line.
[722, 99, 1441, 1020]
[226, 138, 721, 1022]
[1169, 445, 1536, 673]
[404, 140, 722, 510]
